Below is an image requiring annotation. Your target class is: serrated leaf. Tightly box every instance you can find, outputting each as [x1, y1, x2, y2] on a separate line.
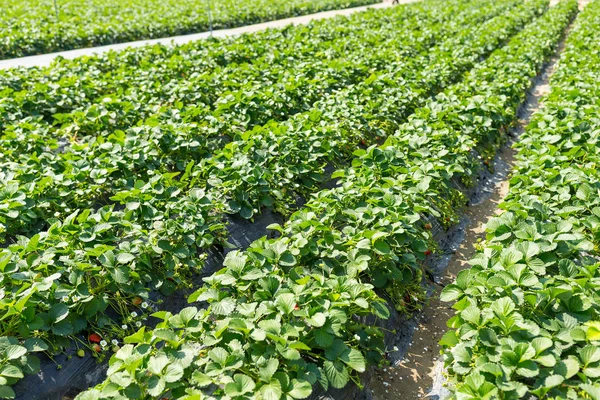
[323, 360, 349, 389]
[224, 374, 255, 396]
[5, 345, 27, 361]
[288, 379, 312, 399]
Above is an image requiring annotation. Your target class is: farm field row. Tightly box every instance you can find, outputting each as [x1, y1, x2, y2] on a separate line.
[64, 0, 580, 398]
[442, 0, 600, 398]
[0, 0, 558, 397]
[0, 0, 379, 59]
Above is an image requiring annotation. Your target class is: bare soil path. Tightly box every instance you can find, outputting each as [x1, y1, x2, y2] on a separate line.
[0, 1, 415, 70]
[369, 0, 589, 397]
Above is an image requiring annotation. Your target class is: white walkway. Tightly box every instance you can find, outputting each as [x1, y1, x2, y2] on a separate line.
[0, 1, 408, 70]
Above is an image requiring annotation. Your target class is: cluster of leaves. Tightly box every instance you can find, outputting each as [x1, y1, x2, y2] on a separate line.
[0, 0, 380, 59]
[0, 0, 545, 396]
[438, 1, 600, 399]
[71, 1, 585, 399]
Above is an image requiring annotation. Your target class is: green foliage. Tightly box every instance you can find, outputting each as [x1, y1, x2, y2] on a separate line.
[72, 0, 585, 398]
[0, 0, 380, 59]
[0, 0, 576, 397]
[439, 0, 600, 398]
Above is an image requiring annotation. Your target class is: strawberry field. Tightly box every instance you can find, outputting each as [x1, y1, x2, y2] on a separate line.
[0, 0, 597, 398]
[0, 0, 378, 59]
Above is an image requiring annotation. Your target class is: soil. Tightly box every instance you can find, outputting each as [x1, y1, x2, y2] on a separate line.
[368, 0, 585, 397]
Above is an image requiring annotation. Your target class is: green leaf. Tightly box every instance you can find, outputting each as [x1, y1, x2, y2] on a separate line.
[211, 298, 236, 315]
[109, 265, 130, 284]
[440, 284, 464, 302]
[24, 338, 48, 352]
[51, 320, 73, 336]
[491, 297, 515, 317]
[580, 345, 600, 366]
[259, 359, 279, 383]
[191, 371, 212, 387]
[116, 253, 136, 264]
[439, 330, 459, 347]
[307, 312, 326, 327]
[340, 348, 366, 372]
[279, 252, 297, 267]
[224, 374, 256, 396]
[163, 364, 184, 383]
[259, 380, 283, 400]
[373, 240, 391, 255]
[581, 384, 600, 400]
[543, 374, 564, 388]
[148, 355, 169, 375]
[323, 360, 349, 389]
[461, 306, 480, 325]
[153, 329, 178, 343]
[586, 321, 600, 341]
[371, 301, 390, 319]
[554, 356, 580, 379]
[208, 348, 229, 366]
[314, 328, 334, 348]
[5, 345, 27, 360]
[516, 360, 539, 377]
[275, 293, 296, 314]
[0, 365, 23, 379]
[146, 375, 165, 397]
[0, 386, 15, 399]
[178, 307, 198, 324]
[49, 303, 69, 323]
[124, 327, 147, 344]
[288, 379, 312, 399]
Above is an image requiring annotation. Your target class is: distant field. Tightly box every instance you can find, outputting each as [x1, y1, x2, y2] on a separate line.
[0, 0, 379, 59]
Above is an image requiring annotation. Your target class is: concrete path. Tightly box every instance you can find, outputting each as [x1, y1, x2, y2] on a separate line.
[0, 1, 407, 70]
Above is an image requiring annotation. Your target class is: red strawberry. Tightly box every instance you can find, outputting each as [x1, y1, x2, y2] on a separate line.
[294, 304, 300, 311]
[424, 249, 432, 256]
[424, 223, 432, 230]
[92, 344, 102, 353]
[132, 296, 143, 306]
[88, 333, 102, 343]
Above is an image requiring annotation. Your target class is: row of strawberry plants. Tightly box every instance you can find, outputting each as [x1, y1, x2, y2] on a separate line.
[0, 2, 546, 397]
[69, 2, 578, 399]
[0, 0, 534, 241]
[441, 1, 600, 399]
[0, 0, 379, 59]
[0, 0, 451, 130]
